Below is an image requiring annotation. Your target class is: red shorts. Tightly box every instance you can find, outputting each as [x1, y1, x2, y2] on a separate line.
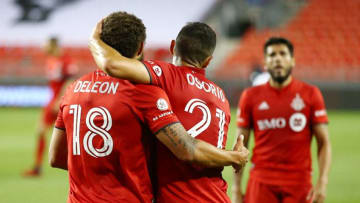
[245, 177, 312, 203]
[42, 100, 58, 126]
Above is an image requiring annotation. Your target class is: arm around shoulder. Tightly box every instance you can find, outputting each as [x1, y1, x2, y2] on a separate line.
[155, 123, 248, 168]
[88, 20, 150, 84]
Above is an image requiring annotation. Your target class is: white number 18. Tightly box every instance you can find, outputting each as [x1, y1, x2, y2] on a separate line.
[69, 105, 113, 158]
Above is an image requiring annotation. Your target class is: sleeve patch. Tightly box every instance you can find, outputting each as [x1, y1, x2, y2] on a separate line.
[315, 109, 327, 117]
[156, 98, 169, 111]
[152, 110, 174, 121]
[152, 65, 162, 77]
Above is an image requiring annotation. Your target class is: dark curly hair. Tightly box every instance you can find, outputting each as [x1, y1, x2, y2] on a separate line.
[101, 11, 146, 58]
[175, 22, 216, 65]
[264, 37, 294, 56]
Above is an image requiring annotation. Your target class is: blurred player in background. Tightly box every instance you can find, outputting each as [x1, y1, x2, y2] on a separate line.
[49, 11, 247, 202]
[232, 37, 332, 203]
[89, 20, 250, 202]
[23, 36, 76, 177]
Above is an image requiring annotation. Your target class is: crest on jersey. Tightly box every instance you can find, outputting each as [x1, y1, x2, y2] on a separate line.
[153, 65, 162, 77]
[258, 101, 269, 110]
[289, 113, 307, 132]
[156, 98, 168, 111]
[291, 94, 305, 111]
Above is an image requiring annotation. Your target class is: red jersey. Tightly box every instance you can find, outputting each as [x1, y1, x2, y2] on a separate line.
[55, 70, 179, 203]
[46, 54, 74, 98]
[143, 60, 231, 203]
[237, 79, 328, 186]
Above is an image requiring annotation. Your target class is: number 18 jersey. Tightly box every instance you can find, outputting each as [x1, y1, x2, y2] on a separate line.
[55, 70, 179, 203]
[143, 60, 231, 203]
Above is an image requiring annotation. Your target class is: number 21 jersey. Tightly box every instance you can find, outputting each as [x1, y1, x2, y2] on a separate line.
[143, 60, 231, 203]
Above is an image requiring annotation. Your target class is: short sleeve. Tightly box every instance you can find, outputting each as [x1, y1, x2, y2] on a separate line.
[143, 60, 173, 89]
[311, 87, 329, 124]
[131, 84, 180, 134]
[237, 89, 252, 128]
[54, 98, 65, 129]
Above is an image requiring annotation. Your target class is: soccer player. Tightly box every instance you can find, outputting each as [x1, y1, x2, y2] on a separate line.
[89, 19, 249, 202]
[23, 36, 76, 176]
[49, 12, 247, 203]
[232, 37, 332, 203]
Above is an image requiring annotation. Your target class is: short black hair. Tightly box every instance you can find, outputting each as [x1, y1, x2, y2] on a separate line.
[101, 11, 146, 58]
[176, 22, 216, 65]
[264, 37, 294, 56]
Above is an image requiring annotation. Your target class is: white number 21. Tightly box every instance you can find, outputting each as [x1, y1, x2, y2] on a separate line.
[184, 99, 226, 148]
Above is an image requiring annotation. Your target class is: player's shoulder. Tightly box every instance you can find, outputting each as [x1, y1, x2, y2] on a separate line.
[131, 85, 169, 109]
[244, 83, 268, 95]
[294, 79, 320, 94]
[132, 84, 167, 99]
[67, 70, 131, 92]
[144, 60, 172, 69]
[134, 84, 164, 93]
[67, 72, 90, 87]
[144, 60, 173, 77]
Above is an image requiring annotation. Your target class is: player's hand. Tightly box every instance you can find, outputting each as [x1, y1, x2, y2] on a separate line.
[90, 18, 103, 40]
[89, 19, 105, 69]
[232, 135, 249, 173]
[89, 18, 125, 72]
[89, 18, 113, 71]
[232, 185, 244, 203]
[307, 181, 327, 203]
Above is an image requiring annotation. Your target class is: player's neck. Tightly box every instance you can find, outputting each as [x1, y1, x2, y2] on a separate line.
[181, 61, 202, 68]
[173, 55, 203, 69]
[269, 76, 293, 89]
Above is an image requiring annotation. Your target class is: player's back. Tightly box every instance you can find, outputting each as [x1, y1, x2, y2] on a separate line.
[143, 60, 231, 203]
[59, 70, 154, 203]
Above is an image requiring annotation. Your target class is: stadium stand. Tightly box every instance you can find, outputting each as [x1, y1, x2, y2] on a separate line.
[0, 46, 170, 84]
[216, 0, 360, 82]
[0, 46, 95, 82]
[0, 45, 171, 106]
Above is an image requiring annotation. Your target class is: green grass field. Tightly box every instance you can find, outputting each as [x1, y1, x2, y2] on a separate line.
[0, 108, 359, 202]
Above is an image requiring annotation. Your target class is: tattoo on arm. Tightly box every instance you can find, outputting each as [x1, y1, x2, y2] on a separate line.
[159, 123, 198, 159]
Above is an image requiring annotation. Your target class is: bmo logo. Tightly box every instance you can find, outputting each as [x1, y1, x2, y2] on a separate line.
[257, 117, 286, 131]
[257, 113, 307, 132]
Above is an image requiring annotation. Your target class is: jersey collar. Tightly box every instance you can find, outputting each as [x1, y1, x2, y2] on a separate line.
[185, 66, 206, 76]
[267, 77, 296, 92]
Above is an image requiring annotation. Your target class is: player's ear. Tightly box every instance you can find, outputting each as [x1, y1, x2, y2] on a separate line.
[263, 56, 268, 71]
[292, 57, 296, 67]
[170, 40, 176, 55]
[201, 55, 213, 68]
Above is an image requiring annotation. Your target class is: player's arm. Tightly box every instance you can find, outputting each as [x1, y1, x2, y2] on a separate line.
[309, 123, 331, 203]
[156, 123, 248, 170]
[232, 127, 251, 203]
[49, 128, 68, 170]
[88, 20, 150, 84]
